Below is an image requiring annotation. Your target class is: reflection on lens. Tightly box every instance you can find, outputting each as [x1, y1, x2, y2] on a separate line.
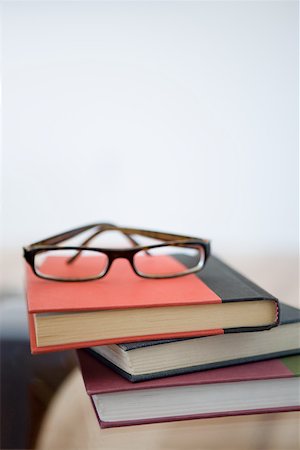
[133, 245, 204, 277]
[34, 249, 108, 280]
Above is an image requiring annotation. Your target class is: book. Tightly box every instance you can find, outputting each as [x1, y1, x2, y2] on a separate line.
[77, 351, 300, 428]
[26, 255, 279, 354]
[88, 303, 300, 381]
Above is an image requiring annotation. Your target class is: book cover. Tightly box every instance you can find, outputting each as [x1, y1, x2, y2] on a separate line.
[26, 256, 279, 353]
[77, 351, 300, 428]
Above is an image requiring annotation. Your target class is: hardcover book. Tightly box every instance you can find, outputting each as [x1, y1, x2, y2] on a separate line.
[89, 303, 300, 381]
[77, 351, 300, 428]
[26, 255, 279, 354]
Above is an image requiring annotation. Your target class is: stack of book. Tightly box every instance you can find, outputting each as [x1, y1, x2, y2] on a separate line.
[26, 255, 300, 428]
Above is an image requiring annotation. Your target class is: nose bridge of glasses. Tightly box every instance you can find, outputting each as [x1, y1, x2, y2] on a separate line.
[108, 248, 135, 262]
[107, 251, 135, 274]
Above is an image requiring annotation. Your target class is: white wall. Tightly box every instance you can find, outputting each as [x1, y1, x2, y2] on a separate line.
[1, 1, 298, 304]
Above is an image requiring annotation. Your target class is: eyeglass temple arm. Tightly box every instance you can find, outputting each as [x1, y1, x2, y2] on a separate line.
[113, 228, 199, 242]
[28, 224, 101, 247]
[27, 222, 148, 254]
[69, 226, 201, 260]
[67, 227, 204, 263]
[29, 223, 206, 258]
[123, 228, 210, 245]
[28, 223, 134, 248]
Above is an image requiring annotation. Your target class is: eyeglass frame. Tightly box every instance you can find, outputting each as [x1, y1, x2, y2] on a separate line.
[23, 223, 211, 282]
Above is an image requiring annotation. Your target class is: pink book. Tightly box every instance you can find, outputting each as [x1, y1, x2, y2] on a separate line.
[26, 255, 278, 354]
[77, 350, 300, 428]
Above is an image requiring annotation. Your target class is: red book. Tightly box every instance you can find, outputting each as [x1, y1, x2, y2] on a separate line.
[77, 351, 300, 428]
[26, 255, 278, 353]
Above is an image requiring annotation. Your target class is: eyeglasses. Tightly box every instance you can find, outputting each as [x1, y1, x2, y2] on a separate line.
[23, 223, 211, 282]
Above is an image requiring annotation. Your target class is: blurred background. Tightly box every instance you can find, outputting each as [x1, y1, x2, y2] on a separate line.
[1, 1, 298, 449]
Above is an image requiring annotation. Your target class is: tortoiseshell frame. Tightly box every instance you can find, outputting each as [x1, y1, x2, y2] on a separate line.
[23, 223, 211, 282]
